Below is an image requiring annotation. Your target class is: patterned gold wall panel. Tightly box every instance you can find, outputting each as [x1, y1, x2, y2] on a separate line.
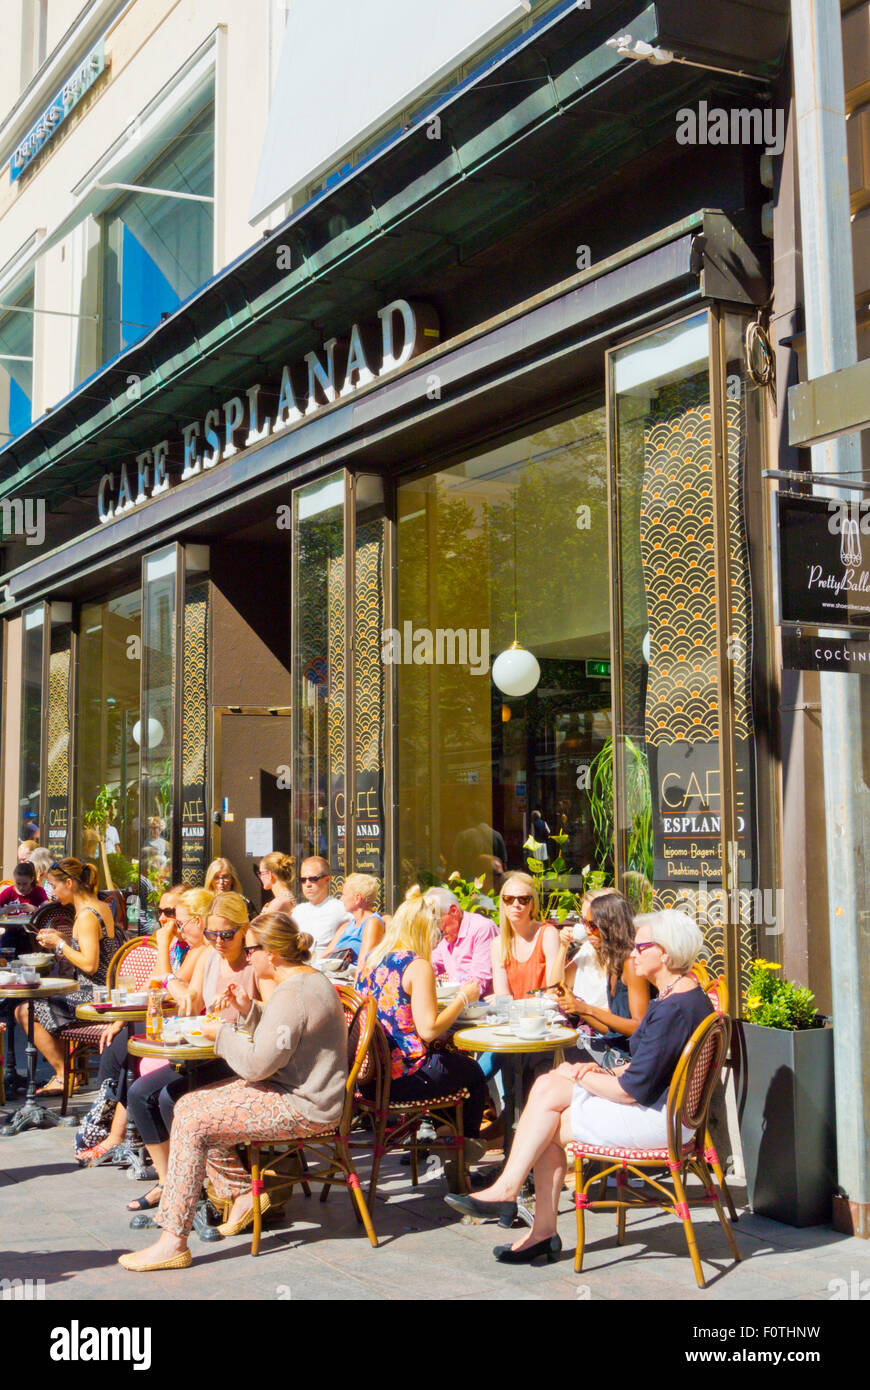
[182, 591, 207, 789]
[639, 381, 755, 990]
[327, 554, 345, 770]
[354, 523, 384, 776]
[46, 647, 71, 795]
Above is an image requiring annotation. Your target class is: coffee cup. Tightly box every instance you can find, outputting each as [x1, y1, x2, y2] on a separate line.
[572, 922, 588, 944]
[516, 1014, 546, 1039]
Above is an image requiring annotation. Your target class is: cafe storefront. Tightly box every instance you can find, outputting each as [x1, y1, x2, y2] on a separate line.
[0, 4, 791, 1009]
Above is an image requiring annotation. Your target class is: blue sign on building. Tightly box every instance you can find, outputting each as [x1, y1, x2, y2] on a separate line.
[11, 42, 106, 182]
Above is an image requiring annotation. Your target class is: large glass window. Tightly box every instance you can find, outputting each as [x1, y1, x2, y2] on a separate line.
[20, 604, 44, 841]
[293, 474, 347, 876]
[0, 288, 33, 444]
[140, 547, 179, 905]
[75, 589, 141, 888]
[101, 103, 214, 362]
[395, 398, 610, 896]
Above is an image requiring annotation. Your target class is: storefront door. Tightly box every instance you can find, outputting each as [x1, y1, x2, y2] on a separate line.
[212, 706, 292, 909]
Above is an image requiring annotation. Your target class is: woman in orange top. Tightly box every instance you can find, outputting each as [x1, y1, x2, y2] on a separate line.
[491, 873, 561, 999]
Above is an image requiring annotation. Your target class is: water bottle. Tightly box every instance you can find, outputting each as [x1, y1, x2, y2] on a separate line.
[126, 893, 140, 929]
[146, 980, 164, 1042]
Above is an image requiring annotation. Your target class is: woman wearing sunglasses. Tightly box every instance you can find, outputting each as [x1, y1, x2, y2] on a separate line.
[549, 891, 650, 1070]
[121, 893, 266, 1220]
[445, 911, 711, 1264]
[491, 873, 561, 999]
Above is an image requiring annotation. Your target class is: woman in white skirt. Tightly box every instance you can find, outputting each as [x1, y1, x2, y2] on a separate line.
[445, 910, 712, 1264]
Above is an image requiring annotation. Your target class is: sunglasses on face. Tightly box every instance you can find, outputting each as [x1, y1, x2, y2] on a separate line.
[158, 907, 176, 919]
[503, 894, 532, 907]
[301, 874, 326, 884]
[632, 940, 659, 954]
[204, 928, 241, 942]
[244, 944, 264, 957]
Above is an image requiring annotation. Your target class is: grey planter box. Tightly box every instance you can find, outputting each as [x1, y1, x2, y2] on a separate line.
[734, 1020, 837, 1228]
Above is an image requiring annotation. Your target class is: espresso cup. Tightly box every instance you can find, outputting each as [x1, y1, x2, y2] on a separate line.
[517, 1014, 546, 1038]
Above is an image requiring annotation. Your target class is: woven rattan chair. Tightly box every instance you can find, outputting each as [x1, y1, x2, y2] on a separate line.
[57, 935, 157, 1116]
[246, 985, 379, 1253]
[355, 1024, 471, 1206]
[568, 1012, 741, 1289]
[702, 977, 738, 1222]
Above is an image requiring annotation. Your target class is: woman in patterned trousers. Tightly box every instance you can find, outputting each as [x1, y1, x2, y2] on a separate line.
[119, 913, 349, 1272]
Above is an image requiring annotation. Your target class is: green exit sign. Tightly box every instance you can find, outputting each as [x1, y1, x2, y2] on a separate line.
[585, 659, 611, 679]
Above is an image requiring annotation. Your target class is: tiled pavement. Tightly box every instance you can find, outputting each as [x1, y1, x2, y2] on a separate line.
[1, 1082, 867, 1302]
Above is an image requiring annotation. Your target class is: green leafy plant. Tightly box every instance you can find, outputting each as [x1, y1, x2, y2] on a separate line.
[587, 736, 654, 905]
[743, 958, 817, 1030]
[525, 837, 609, 922]
[105, 853, 138, 891]
[444, 871, 498, 921]
[83, 785, 117, 889]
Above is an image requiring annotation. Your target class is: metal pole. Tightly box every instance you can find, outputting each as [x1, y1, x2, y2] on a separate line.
[791, 0, 870, 1229]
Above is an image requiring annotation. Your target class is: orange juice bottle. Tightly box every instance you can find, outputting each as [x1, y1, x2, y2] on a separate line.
[145, 980, 164, 1042]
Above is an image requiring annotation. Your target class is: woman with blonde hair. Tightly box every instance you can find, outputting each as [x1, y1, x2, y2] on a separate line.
[123, 892, 268, 1221]
[356, 887, 488, 1137]
[320, 872, 383, 966]
[257, 851, 296, 916]
[119, 911, 348, 1271]
[491, 871, 561, 999]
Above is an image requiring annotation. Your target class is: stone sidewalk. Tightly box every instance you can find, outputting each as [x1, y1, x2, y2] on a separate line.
[1, 1095, 867, 1302]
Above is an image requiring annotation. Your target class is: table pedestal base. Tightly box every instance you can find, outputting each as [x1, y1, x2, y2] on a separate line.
[0, 1098, 64, 1135]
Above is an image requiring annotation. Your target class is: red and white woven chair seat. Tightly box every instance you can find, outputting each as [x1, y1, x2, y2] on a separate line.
[56, 1024, 106, 1046]
[385, 1089, 470, 1112]
[567, 1139, 696, 1163]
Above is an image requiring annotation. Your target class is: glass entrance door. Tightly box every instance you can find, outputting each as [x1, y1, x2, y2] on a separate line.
[212, 707, 292, 909]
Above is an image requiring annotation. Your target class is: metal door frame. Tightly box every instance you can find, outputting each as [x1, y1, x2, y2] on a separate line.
[210, 704, 292, 860]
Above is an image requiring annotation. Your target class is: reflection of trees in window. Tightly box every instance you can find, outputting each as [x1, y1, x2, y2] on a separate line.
[0, 288, 33, 442]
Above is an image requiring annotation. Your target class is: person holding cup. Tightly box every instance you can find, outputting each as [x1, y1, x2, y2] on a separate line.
[549, 891, 649, 1070]
[445, 910, 711, 1263]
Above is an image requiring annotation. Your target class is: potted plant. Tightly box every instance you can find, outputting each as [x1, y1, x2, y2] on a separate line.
[734, 959, 836, 1227]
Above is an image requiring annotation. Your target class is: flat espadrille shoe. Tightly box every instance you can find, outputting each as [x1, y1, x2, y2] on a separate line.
[118, 1249, 192, 1272]
[217, 1193, 272, 1237]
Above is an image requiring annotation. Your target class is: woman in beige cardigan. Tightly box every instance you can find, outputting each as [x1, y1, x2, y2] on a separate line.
[119, 912, 348, 1272]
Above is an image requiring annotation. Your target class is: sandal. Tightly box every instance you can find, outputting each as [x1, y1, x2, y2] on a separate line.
[127, 1186, 163, 1212]
[76, 1141, 122, 1166]
[35, 1076, 66, 1096]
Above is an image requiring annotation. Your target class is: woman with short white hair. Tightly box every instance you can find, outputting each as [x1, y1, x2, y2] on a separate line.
[445, 909, 713, 1264]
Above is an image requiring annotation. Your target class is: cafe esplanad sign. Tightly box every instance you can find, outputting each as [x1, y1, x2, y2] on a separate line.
[97, 298, 438, 524]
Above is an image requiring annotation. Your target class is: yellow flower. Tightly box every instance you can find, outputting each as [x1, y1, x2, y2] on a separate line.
[746, 994, 762, 1009]
[765, 962, 781, 970]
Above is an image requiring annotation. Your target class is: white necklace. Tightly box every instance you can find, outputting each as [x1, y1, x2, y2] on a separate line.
[658, 974, 684, 1000]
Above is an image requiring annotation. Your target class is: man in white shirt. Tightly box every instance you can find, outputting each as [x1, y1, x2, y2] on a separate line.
[291, 856, 353, 955]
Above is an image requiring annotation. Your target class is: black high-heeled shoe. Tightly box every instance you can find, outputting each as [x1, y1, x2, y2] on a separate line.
[443, 1191, 518, 1225]
[493, 1233, 562, 1265]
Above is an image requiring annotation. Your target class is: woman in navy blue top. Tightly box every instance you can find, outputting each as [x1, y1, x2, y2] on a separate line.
[445, 910, 713, 1263]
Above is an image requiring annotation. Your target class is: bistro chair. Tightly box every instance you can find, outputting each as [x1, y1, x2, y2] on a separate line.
[0, 1022, 6, 1105]
[567, 1012, 741, 1290]
[245, 985, 379, 1253]
[57, 935, 157, 1116]
[356, 1026, 471, 1208]
[702, 976, 739, 1223]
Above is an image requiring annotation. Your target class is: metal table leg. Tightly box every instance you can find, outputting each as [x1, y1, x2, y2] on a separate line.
[0, 1000, 63, 1135]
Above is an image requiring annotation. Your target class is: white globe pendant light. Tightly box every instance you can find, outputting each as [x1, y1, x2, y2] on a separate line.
[492, 640, 541, 697]
[132, 717, 165, 749]
[492, 490, 541, 698]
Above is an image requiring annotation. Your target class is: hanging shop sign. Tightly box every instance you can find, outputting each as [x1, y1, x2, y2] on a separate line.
[650, 739, 754, 884]
[781, 629, 870, 672]
[97, 298, 439, 525]
[11, 41, 107, 182]
[776, 493, 870, 630]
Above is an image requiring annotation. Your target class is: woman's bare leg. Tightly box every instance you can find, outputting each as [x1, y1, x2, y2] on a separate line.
[474, 1072, 575, 1202]
[14, 1006, 64, 1076]
[507, 1111, 573, 1250]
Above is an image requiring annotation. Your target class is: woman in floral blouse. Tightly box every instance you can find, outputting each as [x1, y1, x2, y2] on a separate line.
[356, 887, 487, 1136]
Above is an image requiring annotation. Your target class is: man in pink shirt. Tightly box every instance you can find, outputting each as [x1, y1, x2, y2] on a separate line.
[425, 886, 498, 997]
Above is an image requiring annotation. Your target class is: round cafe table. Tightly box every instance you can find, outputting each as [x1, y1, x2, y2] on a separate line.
[128, 1035, 216, 1090]
[0, 978, 77, 1134]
